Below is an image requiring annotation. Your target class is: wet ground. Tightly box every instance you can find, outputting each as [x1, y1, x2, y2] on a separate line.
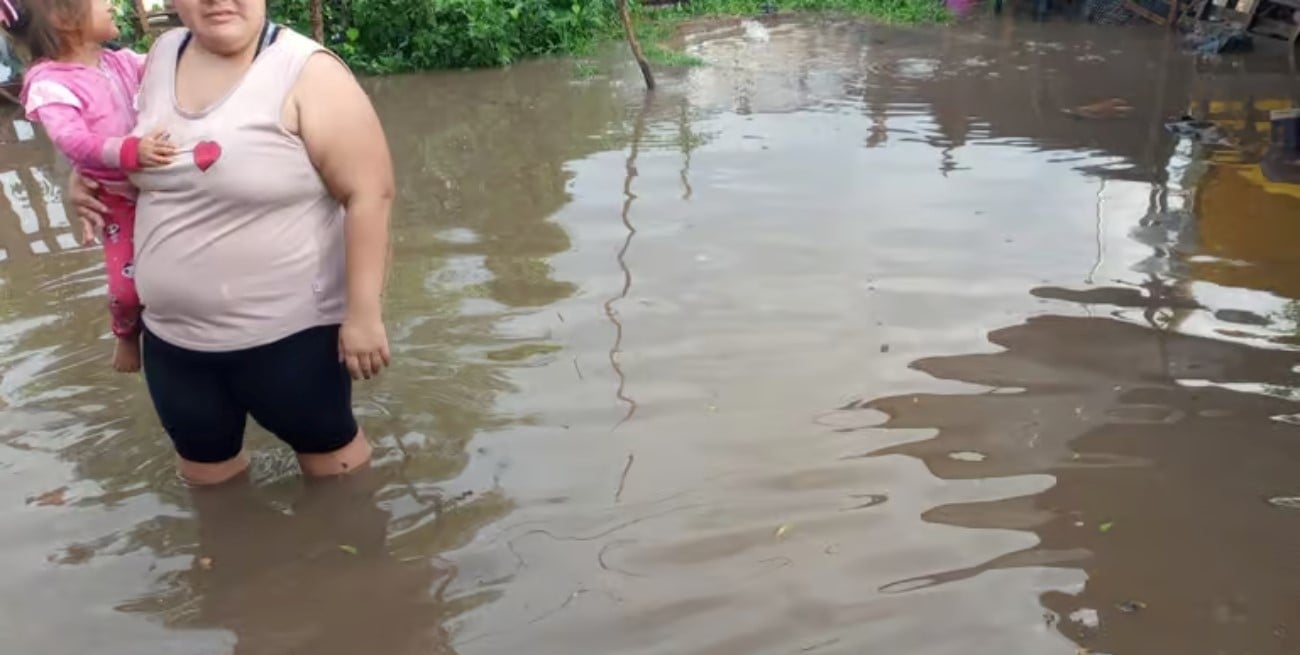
[2, 14, 1300, 655]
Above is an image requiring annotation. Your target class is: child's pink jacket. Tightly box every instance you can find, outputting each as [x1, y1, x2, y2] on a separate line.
[20, 48, 147, 187]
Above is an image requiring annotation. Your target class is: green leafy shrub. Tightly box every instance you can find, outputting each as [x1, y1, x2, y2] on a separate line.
[107, 0, 946, 74]
[270, 0, 616, 73]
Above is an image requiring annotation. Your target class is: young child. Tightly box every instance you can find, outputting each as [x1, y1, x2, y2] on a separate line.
[2, 0, 173, 372]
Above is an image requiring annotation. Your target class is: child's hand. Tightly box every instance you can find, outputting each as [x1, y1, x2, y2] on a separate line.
[137, 128, 177, 168]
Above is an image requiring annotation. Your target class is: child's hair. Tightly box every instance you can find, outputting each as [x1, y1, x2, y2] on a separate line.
[1, 0, 92, 61]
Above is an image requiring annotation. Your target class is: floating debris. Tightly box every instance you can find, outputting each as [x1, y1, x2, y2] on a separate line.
[1117, 600, 1147, 613]
[800, 637, 842, 652]
[198, 557, 214, 571]
[742, 20, 771, 43]
[339, 545, 359, 555]
[1183, 24, 1252, 55]
[1099, 521, 1115, 533]
[844, 493, 889, 511]
[775, 524, 792, 539]
[1165, 115, 1234, 146]
[28, 487, 69, 507]
[948, 451, 987, 462]
[1267, 496, 1300, 510]
[1063, 98, 1133, 120]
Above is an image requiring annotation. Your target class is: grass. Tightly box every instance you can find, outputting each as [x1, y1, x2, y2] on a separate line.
[644, 44, 707, 67]
[572, 60, 603, 78]
[680, 0, 952, 22]
[635, 17, 706, 67]
[624, 0, 950, 70]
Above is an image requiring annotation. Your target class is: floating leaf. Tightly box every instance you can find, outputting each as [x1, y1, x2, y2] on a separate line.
[339, 545, 359, 555]
[1099, 521, 1115, 534]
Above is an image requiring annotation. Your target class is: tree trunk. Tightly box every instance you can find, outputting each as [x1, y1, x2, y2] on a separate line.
[132, 0, 149, 36]
[616, 0, 655, 90]
[310, 0, 325, 43]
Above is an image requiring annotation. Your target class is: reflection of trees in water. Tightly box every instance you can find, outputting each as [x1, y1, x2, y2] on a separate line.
[845, 22, 1300, 183]
[371, 63, 632, 310]
[858, 313, 1300, 655]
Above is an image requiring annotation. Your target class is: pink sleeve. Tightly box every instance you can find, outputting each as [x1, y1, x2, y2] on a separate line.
[27, 85, 141, 171]
[112, 48, 148, 85]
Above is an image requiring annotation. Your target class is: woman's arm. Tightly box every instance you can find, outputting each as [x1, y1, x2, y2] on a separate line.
[294, 52, 395, 380]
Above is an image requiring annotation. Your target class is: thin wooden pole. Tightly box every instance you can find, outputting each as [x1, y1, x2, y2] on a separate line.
[310, 0, 325, 43]
[131, 0, 149, 36]
[617, 0, 655, 90]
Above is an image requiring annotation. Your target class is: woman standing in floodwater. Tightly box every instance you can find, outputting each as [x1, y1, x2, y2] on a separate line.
[72, 0, 394, 484]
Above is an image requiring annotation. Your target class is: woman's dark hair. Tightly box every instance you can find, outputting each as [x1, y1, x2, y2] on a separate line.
[1, 0, 91, 61]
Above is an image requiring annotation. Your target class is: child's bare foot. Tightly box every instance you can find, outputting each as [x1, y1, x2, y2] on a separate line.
[113, 336, 141, 373]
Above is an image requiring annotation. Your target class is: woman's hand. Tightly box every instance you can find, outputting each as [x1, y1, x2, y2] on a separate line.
[67, 171, 107, 245]
[339, 311, 391, 380]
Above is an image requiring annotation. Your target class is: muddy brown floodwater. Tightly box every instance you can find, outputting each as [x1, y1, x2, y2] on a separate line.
[2, 14, 1300, 655]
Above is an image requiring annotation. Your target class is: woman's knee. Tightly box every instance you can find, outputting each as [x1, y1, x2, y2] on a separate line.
[297, 430, 372, 478]
[179, 451, 251, 486]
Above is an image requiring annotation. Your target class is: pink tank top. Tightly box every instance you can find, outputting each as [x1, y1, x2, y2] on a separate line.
[130, 28, 347, 352]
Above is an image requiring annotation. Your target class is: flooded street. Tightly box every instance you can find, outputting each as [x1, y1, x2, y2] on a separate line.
[3, 15, 1300, 655]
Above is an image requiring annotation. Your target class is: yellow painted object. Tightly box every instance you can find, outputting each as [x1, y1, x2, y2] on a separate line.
[1182, 97, 1300, 296]
[1192, 162, 1300, 298]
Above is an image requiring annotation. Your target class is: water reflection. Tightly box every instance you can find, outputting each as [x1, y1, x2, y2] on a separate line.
[864, 313, 1300, 654]
[3, 15, 1300, 655]
[114, 473, 507, 655]
[604, 95, 650, 428]
[0, 55, 631, 653]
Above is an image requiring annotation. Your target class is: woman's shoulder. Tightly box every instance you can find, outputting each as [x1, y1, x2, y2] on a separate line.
[269, 26, 350, 84]
[149, 27, 190, 52]
[273, 26, 330, 56]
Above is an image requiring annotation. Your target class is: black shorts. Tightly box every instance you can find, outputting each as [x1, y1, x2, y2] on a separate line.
[142, 325, 358, 463]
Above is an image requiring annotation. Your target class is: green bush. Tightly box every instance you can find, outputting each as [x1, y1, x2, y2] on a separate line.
[270, 0, 617, 73]
[661, 0, 950, 22]
[109, 0, 946, 74]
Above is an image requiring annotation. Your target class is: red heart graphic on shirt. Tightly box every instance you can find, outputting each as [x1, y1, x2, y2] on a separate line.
[194, 141, 222, 172]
